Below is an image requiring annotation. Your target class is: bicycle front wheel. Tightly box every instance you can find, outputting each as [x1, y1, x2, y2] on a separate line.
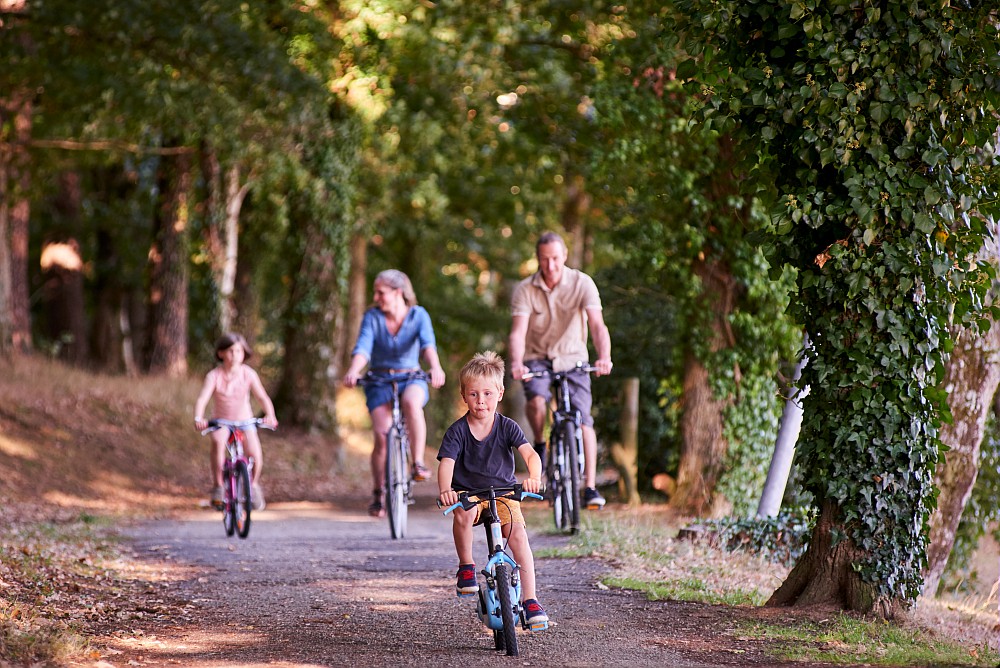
[550, 430, 569, 532]
[562, 420, 581, 534]
[385, 425, 409, 539]
[234, 460, 252, 539]
[494, 562, 519, 656]
[222, 466, 236, 537]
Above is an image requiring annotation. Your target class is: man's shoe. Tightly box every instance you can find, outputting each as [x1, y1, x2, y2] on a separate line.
[368, 489, 385, 518]
[522, 598, 549, 630]
[583, 487, 606, 510]
[413, 462, 432, 482]
[456, 564, 478, 597]
[210, 485, 224, 510]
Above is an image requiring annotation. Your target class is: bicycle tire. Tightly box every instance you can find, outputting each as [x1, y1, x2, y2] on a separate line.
[494, 562, 519, 656]
[550, 428, 568, 532]
[563, 420, 581, 534]
[385, 425, 408, 539]
[234, 460, 252, 539]
[222, 466, 236, 536]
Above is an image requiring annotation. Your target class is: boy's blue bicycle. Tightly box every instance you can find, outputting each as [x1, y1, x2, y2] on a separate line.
[441, 484, 545, 657]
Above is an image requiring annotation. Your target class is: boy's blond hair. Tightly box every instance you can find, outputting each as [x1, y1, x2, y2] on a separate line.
[460, 350, 505, 392]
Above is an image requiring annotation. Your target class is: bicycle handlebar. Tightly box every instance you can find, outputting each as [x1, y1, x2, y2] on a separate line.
[521, 363, 599, 381]
[201, 417, 276, 436]
[439, 484, 545, 515]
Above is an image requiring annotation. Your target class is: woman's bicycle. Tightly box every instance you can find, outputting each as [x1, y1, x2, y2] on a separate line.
[440, 484, 546, 656]
[359, 370, 429, 539]
[201, 418, 274, 539]
[523, 363, 600, 534]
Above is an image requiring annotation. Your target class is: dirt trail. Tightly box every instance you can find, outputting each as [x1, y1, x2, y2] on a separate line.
[102, 499, 812, 668]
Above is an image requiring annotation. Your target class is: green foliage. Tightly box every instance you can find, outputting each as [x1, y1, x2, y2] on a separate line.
[669, 0, 1000, 604]
[692, 507, 815, 567]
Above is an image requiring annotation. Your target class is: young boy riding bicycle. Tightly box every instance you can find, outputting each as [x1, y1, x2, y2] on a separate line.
[437, 351, 549, 628]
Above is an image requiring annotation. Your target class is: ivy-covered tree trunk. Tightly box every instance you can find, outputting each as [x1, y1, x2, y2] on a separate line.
[670, 257, 736, 517]
[670, 0, 1000, 615]
[274, 213, 341, 431]
[923, 316, 1000, 597]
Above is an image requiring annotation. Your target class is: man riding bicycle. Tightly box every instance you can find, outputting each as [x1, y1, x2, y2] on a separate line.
[508, 232, 613, 509]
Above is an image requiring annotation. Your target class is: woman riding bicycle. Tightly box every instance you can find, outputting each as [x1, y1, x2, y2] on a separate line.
[342, 269, 446, 517]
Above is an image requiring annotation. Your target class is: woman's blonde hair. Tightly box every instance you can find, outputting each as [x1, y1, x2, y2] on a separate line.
[460, 350, 505, 392]
[374, 269, 417, 306]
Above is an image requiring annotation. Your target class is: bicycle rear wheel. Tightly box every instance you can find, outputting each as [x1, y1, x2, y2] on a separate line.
[234, 460, 252, 538]
[222, 466, 236, 537]
[385, 425, 408, 539]
[562, 420, 581, 534]
[494, 562, 519, 656]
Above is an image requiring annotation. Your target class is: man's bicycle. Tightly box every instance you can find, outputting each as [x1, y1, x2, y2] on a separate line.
[359, 370, 428, 539]
[523, 363, 600, 534]
[440, 484, 546, 656]
[201, 418, 274, 539]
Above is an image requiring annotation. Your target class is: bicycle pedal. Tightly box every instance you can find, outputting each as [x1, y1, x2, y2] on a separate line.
[586, 503, 604, 510]
[527, 620, 549, 632]
[456, 591, 477, 599]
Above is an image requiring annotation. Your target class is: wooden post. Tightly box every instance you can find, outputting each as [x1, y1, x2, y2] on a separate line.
[610, 377, 641, 506]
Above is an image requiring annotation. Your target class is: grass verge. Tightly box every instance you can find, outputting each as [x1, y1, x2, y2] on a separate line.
[527, 506, 1000, 667]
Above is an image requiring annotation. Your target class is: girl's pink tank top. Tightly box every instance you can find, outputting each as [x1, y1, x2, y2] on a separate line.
[209, 365, 257, 420]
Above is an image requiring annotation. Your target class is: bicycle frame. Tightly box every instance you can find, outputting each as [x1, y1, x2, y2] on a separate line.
[523, 363, 596, 533]
[360, 370, 428, 539]
[442, 485, 545, 656]
[202, 418, 271, 539]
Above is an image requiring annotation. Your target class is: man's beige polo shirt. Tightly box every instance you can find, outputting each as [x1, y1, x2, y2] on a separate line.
[511, 267, 602, 372]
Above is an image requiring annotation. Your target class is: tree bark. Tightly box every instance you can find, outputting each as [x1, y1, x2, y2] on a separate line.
[561, 174, 590, 269]
[338, 230, 368, 374]
[145, 150, 192, 377]
[767, 499, 904, 618]
[610, 377, 642, 506]
[274, 199, 342, 431]
[922, 318, 1000, 596]
[669, 257, 737, 517]
[0, 81, 32, 355]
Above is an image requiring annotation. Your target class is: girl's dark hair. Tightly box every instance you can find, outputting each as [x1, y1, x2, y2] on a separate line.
[214, 332, 252, 361]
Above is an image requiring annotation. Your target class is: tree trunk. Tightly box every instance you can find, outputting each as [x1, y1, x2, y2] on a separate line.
[90, 228, 125, 373]
[610, 377, 641, 506]
[670, 257, 737, 517]
[767, 500, 905, 618]
[338, 230, 368, 374]
[0, 82, 32, 355]
[145, 150, 192, 377]
[922, 318, 1000, 596]
[274, 201, 342, 431]
[561, 174, 590, 269]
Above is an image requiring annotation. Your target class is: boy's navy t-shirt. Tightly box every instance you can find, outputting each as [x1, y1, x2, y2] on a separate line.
[437, 412, 528, 491]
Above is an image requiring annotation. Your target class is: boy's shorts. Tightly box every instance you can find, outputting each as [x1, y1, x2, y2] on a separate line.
[471, 497, 525, 527]
[522, 359, 594, 427]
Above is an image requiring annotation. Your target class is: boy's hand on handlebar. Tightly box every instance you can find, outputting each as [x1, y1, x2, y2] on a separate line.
[522, 477, 543, 494]
[439, 489, 459, 507]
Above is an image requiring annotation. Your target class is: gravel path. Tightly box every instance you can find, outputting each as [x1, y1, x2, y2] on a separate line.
[103, 499, 819, 668]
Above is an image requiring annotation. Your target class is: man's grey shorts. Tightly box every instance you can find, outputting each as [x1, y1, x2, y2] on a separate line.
[522, 359, 594, 428]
